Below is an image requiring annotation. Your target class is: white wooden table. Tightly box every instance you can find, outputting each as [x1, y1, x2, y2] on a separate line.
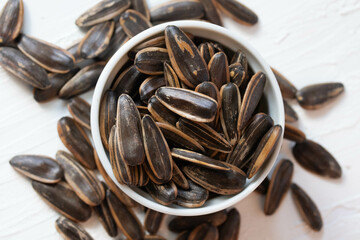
[1, 0, 359, 239]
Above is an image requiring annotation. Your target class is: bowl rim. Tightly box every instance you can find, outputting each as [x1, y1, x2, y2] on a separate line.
[91, 20, 284, 216]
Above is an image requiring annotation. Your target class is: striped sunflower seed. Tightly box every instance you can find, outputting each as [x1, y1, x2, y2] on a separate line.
[0, 0, 23, 44]
[148, 95, 179, 126]
[208, 52, 230, 89]
[131, 0, 150, 20]
[139, 76, 166, 103]
[68, 97, 91, 130]
[255, 177, 269, 195]
[229, 63, 246, 87]
[283, 100, 298, 123]
[128, 36, 166, 60]
[195, 81, 220, 128]
[172, 161, 190, 190]
[144, 209, 164, 235]
[218, 208, 240, 240]
[188, 223, 218, 240]
[55, 216, 93, 240]
[111, 64, 146, 97]
[284, 124, 306, 142]
[199, 0, 223, 26]
[145, 181, 178, 206]
[198, 42, 215, 64]
[135, 47, 169, 75]
[99, 90, 117, 150]
[215, 0, 258, 26]
[120, 9, 152, 38]
[164, 61, 181, 87]
[175, 179, 209, 208]
[271, 68, 297, 99]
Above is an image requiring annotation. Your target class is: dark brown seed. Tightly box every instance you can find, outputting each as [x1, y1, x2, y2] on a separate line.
[56, 150, 105, 206]
[99, 91, 117, 150]
[230, 49, 248, 79]
[59, 62, 106, 99]
[17, 34, 75, 74]
[292, 140, 341, 178]
[145, 236, 166, 240]
[218, 208, 240, 240]
[142, 114, 173, 182]
[165, 25, 209, 88]
[227, 113, 274, 168]
[291, 183, 323, 231]
[176, 231, 190, 240]
[164, 61, 181, 88]
[220, 83, 241, 146]
[296, 82, 344, 110]
[139, 76, 166, 103]
[229, 63, 246, 87]
[171, 148, 230, 171]
[134, 164, 149, 187]
[148, 95, 179, 126]
[57, 117, 96, 169]
[238, 71, 266, 132]
[32, 181, 92, 222]
[214, 0, 258, 25]
[128, 36, 166, 60]
[33, 69, 79, 103]
[284, 100, 298, 123]
[264, 159, 293, 215]
[76, 0, 131, 27]
[131, 0, 150, 20]
[247, 125, 283, 179]
[208, 52, 230, 89]
[146, 181, 178, 206]
[66, 42, 96, 69]
[183, 163, 246, 195]
[168, 210, 227, 232]
[284, 124, 306, 143]
[98, 22, 129, 60]
[135, 47, 169, 75]
[0, 0, 23, 44]
[116, 94, 145, 166]
[156, 87, 218, 123]
[172, 161, 190, 190]
[0, 47, 50, 89]
[9, 155, 63, 183]
[199, 0, 223, 26]
[144, 209, 164, 235]
[55, 216, 94, 240]
[198, 42, 215, 64]
[195, 81, 220, 128]
[271, 68, 297, 99]
[78, 21, 115, 59]
[255, 177, 269, 195]
[68, 97, 91, 130]
[150, 0, 204, 22]
[93, 184, 118, 237]
[107, 189, 145, 240]
[111, 64, 146, 97]
[120, 9, 152, 38]
[177, 118, 232, 153]
[188, 223, 218, 240]
[175, 179, 209, 208]
[157, 122, 204, 153]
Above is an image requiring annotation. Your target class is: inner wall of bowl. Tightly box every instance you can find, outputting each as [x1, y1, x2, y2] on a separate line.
[92, 21, 284, 216]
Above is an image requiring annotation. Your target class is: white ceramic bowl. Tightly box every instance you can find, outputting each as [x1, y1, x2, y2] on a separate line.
[91, 20, 284, 216]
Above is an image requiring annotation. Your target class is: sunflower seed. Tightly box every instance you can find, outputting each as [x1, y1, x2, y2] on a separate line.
[218, 208, 240, 240]
[215, 0, 258, 25]
[17, 34, 75, 74]
[176, 231, 190, 240]
[135, 47, 169, 75]
[145, 236, 166, 240]
[98, 22, 129, 60]
[0, 47, 50, 89]
[188, 223, 218, 240]
[195, 81, 220, 128]
[99, 91, 116, 150]
[111, 64, 146, 97]
[55, 216, 93, 240]
[284, 124, 305, 142]
[165, 25, 209, 88]
[296, 82, 344, 110]
[169, 210, 227, 232]
[264, 159, 293, 215]
[172, 161, 190, 190]
[9, 155, 63, 183]
[107, 189, 145, 239]
[208, 52, 230, 89]
[142, 114, 173, 182]
[220, 83, 241, 146]
[150, 0, 204, 22]
[291, 183, 323, 231]
[66, 42, 96, 69]
[292, 140, 341, 178]
[32, 181, 92, 222]
[171, 148, 230, 171]
[157, 122, 204, 153]
[68, 97, 91, 130]
[271, 68, 297, 99]
[78, 21, 115, 59]
[229, 63, 246, 87]
[56, 150, 105, 206]
[156, 87, 218, 123]
[0, 0, 23, 44]
[128, 36, 166, 60]
[198, 42, 215, 64]
[76, 0, 131, 27]
[164, 61, 181, 87]
[134, 164, 149, 187]
[144, 209, 164, 235]
[131, 0, 150, 20]
[238, 71, 266, 131]
[177, 118, 232, 153]
[139, 76, 166, 103]
[59, 62, 106, 99]
[255, 177, 269, 195]
[284, 100, 298, 123]
[148, 95, 179, 126]
[175, 179, 209, 208]
[199, 0, 223, 26]
[57, 117, 96, 169]
[120, 9, 152, 38]
[247, 125, 283, 178]
[146, 181, 178, 206]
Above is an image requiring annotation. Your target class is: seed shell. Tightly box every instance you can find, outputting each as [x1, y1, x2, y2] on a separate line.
[150, 0, 204, 22]
[199, 0, 223, 26]
[144, 209, 164, 235]
[55, 216, 94, 240]
[172, 161, 190, 190]
[146, 181, 178, 206]
[111, 64, 146, 97]
[139, 76, 166, 103]
[0, 0, 23, 44]
[284, 100, 298, 123]
[175, 179, 209, 208]
[195, 81, 220, 128]
[188, 223, 218, 240]
[215, 0, 258, 25]
[218, 208, 240, 240]
[99, 91, 117, 150]
[208, 52, 230, 89]
[68, 97, 91, 130]
[271, 68, 297, 99]
[0, 47, 50, 89]
[9, 155, 63, 183]
[17, 34, 75, 74]
[120, 9, 152, 38]
[230, 49, 248, 79]
[99, 22, 129, 60]
[229, 63, 246, 87]
[128, 36, 166, 60]
[164, 61, 181, 87]
[198, 42, 215, 64]
[284, 124, 306, 142]
[76, 0, 131, 27]
[135, 47, 169, 75]
[32, 181, 92, 222]
[66, 42, 96, 69]
[131, 0, 150, 20]
[148, 95, 179, 126]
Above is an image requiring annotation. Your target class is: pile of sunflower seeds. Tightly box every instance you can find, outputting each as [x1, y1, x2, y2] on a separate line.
[2, 0, 345, 239]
